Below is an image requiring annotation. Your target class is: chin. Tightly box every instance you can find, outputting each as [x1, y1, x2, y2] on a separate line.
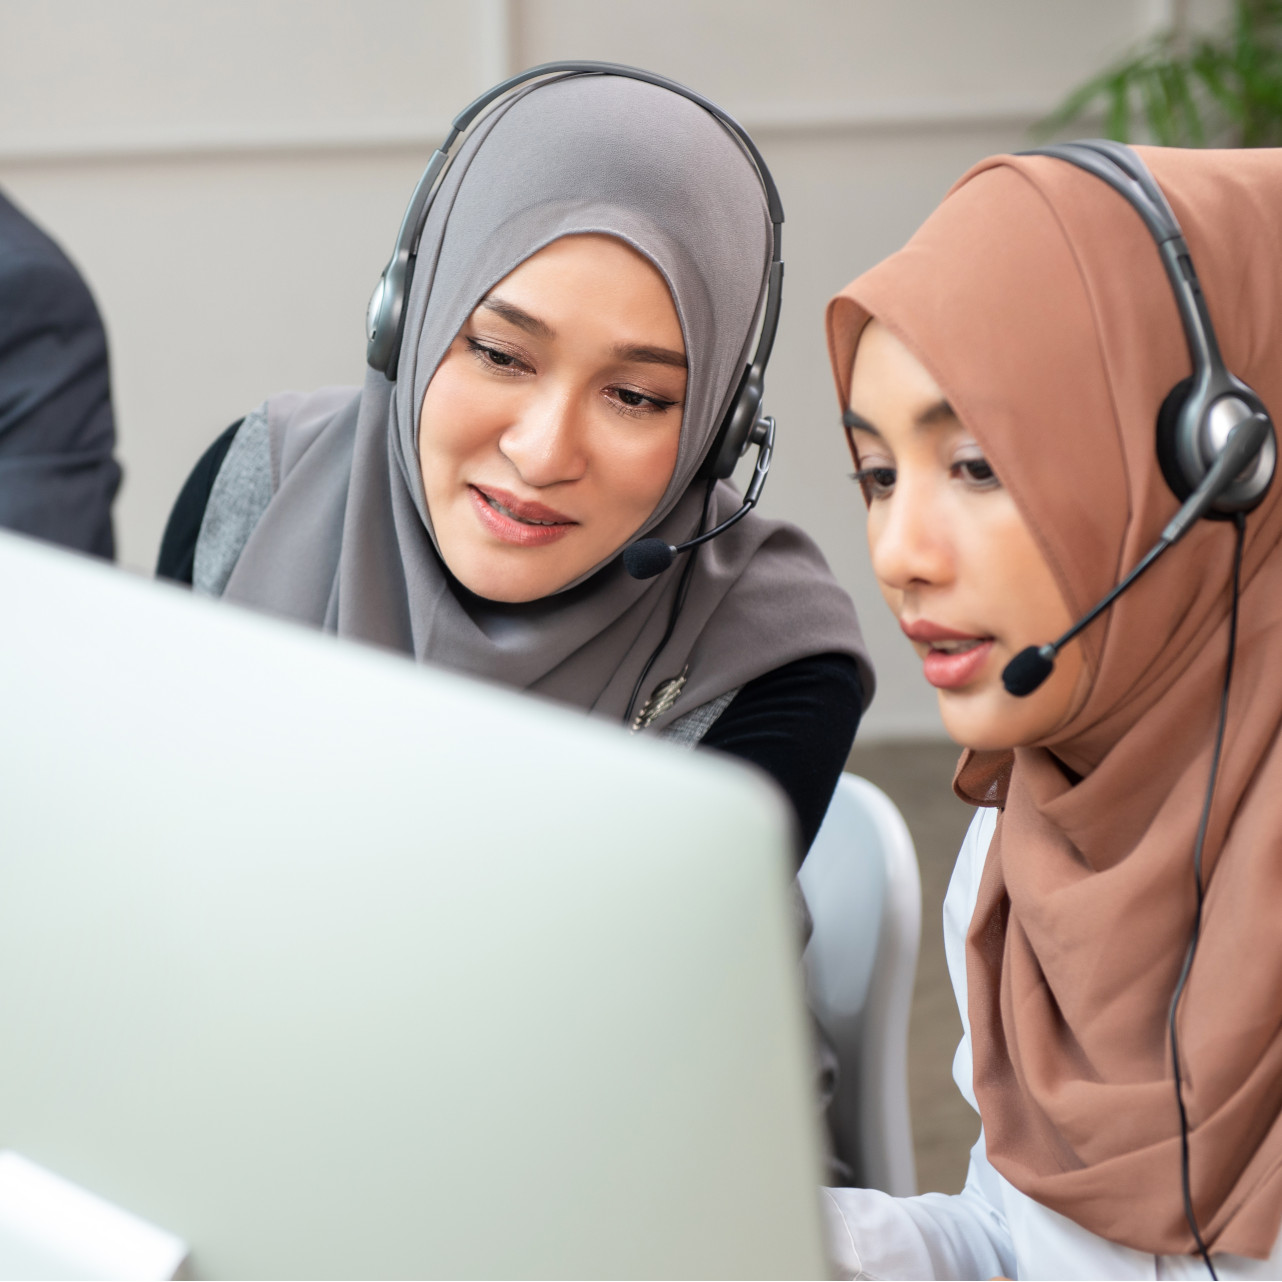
[937, 685, 1080, 754]
[937, 690, 1023, 753]
[440, 547, 570, 605]
[455, 569, 550, 604]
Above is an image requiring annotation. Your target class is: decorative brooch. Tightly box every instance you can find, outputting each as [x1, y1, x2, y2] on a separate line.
[631, 666, 689, 732]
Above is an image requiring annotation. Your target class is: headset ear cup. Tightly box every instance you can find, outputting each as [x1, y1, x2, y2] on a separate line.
[384, 255, 418, 383]
[1156, 375, 1196, 503]
[700, 366, 760, 480]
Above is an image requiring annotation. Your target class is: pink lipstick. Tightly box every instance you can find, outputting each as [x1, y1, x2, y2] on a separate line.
[469, 484, 576, 548]
[900, 619, 995, 690]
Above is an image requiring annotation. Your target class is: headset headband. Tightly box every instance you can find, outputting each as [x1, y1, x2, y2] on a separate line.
[1019, 140, 1274, 516]
[367, 61, 785, 484]
[1021, 140, 1223, 375]
[379, 62, 782, 350]
[445, 62, 784, 241]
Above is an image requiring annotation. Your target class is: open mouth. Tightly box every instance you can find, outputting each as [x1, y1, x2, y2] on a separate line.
[468, 485, 576, 548]
[926, 638, 988, 656]
[898, 620, 997, 690]
[478, 491, 568, 527]
[920, 638, 994, 689]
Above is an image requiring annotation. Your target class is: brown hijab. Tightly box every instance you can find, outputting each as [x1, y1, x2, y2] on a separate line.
[827, 146, 1282, 1258]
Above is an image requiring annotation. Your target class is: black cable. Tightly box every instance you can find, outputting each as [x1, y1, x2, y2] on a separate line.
[623, 477, 717, 726]
[1168, 511, 1246, 1282]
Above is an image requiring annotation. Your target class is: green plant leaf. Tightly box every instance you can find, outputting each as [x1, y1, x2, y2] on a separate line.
[1138, 65, 1172, 142]
[1164, 61, 1207, 143]
[1033, 61, 1140, 138]
[1107, 70, 1134, 140]
[1191, 42, 1240, 118]
[1033, 0, 1282, 149]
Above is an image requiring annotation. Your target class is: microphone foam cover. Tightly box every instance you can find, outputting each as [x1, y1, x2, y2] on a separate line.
[1002, 645, 1056, 697]
[623, 539, 675, 580]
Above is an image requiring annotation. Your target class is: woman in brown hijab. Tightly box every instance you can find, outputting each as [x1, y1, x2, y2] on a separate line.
[822, 146, 1282, 1279]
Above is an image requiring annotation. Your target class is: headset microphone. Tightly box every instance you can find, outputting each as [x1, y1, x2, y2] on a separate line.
[1003, 411, 1271, 697]
[623, 417, 774, 579]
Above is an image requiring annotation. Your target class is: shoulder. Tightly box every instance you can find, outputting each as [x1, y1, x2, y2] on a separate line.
[0, 193, 100, 334]
[156, 420, 242, 584]
[157, 386, 361, 591]
[663, 652, 864, 747]
[708, 652, 864, 744]
[699, 503, 875, 713]
[943, 808, 998, 998]
[943, 806, 997, 1113]
[688, 653, 866, 858]
[194, 405, 273, 596]
[156, 406, 271, 589]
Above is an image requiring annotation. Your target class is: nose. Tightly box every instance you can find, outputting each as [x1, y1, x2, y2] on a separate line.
[498, 385, 588, 488]
[868, 473, 953, 593]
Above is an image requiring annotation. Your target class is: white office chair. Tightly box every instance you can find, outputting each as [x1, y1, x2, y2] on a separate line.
[797, 773, 922, 1196]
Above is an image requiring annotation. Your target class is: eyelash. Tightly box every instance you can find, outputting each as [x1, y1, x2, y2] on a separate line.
[849, 467, 895, 503]
[464, 337, 678, 419]
[465, 336, 530, 376]
[850, 457, 1000, 502]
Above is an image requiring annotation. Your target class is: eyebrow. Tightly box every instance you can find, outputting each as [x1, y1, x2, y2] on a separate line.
[843, 398, 956, 437]
[611, 343, 687, 370]
[843, 408, 880, 438]
[479, 294, 686, 371]
[479, 295, 553, 339]
[916, 398, 957, 427]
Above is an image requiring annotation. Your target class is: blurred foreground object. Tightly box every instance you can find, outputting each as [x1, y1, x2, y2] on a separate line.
[0, 190, 120, 557]
[1039, 0, 1282, 146]
[0, 1150, 187, 1280]
[0, 528, 828, 1279]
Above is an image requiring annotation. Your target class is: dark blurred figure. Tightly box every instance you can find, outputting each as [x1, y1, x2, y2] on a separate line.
[0, 189, 120, 557]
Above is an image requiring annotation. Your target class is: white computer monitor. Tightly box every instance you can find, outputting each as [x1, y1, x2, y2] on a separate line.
[0, 531, 828, 1279]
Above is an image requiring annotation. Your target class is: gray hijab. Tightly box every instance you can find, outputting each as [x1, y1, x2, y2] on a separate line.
[224, 72, 870, 728]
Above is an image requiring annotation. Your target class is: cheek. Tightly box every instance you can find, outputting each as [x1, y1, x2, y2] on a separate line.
[957, 505, 1086, 745]
[864, 509, 901, 610]
[418, 360, 502, 472]
[994, 520, 1074, 641]
[958, 493, 1072, 636]
[602, 418, 682, 516]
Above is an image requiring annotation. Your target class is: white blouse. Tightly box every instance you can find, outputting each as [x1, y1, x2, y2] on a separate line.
[822, 807, 1282, 1281]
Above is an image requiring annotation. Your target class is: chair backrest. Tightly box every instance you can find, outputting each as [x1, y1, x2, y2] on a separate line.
[797, 773, 921, 1196]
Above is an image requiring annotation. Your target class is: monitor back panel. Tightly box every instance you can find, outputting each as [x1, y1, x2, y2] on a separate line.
[0, 534, 827, 1280]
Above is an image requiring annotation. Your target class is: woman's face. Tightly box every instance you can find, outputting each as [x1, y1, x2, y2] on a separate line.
[418, 233, 687, 603]
[846, 320, 1089, 751]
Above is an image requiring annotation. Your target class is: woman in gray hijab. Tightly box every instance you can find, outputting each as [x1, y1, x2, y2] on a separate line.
[158, 66, 871, 853]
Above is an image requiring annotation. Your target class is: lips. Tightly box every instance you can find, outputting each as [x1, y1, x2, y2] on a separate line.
[472, 485, 572, 526]
[901, 618, 996, 690]
[468, 484, 576, 548]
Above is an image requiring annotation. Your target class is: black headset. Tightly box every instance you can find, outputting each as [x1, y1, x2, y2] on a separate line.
[1002, 140, 1276, 699]
[1024, 139, 1274, 513]
[364, 60, 783, 486]
[1010, 141, 1276, 1281]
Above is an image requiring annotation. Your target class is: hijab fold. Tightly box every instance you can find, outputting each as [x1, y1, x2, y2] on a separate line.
[226, 72, 870, 728]
[828, 146, 1282, 1258]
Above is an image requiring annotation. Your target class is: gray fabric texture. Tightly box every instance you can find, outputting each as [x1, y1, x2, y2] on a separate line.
[194, 403, 271, 597]
[220, 71, 871, 729]
[657, 689, 738, 747]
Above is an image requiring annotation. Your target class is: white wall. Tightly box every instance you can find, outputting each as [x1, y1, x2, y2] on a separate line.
[0, 0, 1181, 736]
